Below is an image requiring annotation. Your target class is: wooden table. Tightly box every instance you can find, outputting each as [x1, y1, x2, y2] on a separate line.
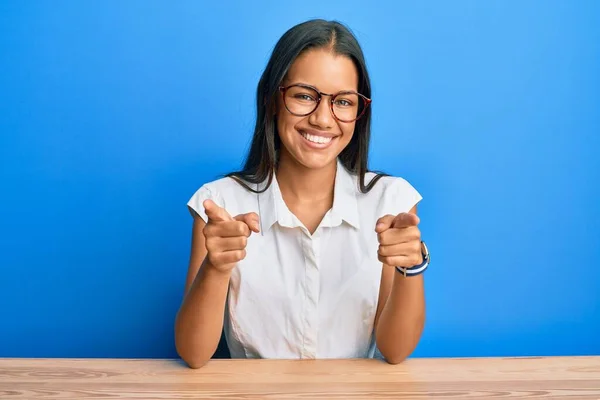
[1, 356, 599, 399]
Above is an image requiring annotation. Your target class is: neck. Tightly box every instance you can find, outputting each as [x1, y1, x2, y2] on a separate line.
[276, 154, 337, 203]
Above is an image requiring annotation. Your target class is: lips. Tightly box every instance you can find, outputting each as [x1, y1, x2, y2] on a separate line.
[300, 131, 332, 144]
[297, 129, 339, 150]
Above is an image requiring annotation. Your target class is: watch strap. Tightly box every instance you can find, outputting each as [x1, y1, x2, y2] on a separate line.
[395, 241, 430, 277]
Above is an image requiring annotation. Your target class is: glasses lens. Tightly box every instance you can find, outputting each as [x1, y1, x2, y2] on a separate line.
[284, 85, 319, 115]
[332, 92, 365, 122]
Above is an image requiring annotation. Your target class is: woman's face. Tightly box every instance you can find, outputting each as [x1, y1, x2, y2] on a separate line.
[276, 48, 359, 171]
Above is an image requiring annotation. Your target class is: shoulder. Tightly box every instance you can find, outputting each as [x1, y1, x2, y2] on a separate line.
[186, 176, 257, 221]
[360, 172, 423, 216]
[195, 175, 252, 198]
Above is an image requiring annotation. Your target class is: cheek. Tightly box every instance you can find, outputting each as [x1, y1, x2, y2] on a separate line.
[275, 99, 288, 135]
[277, 114, 297, 138]
[276, 109, 303, 139]
[340, 123, 356, 142]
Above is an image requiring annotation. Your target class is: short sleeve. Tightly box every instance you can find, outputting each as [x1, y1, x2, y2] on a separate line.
[379, 177, 423, 217]
[187, 184, 223, 222]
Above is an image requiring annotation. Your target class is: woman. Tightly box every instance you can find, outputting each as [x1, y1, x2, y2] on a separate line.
[175, 19, 430, 368]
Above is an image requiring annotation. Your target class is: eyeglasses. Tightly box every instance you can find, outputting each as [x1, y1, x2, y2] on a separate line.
[278, 84, 371, 123]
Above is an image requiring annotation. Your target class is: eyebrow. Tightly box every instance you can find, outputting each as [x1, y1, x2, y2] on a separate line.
[287, 82, 359, 94]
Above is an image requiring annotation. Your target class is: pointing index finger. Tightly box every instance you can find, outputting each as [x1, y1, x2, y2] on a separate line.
[392, 212, 420, 229]
[203, 199, 233, 222]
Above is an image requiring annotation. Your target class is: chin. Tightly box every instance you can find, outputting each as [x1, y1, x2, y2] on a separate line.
[280, 145, 339, 171]
[292, 143, 344, 170]
[297, 155, 337, 170]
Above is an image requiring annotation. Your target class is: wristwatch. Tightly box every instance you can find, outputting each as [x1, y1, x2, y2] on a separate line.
[396, 241, 430, 277]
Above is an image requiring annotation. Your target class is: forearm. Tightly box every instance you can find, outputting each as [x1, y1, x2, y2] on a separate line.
[175, 259, 231, 368]
[375, 272, 426, 364]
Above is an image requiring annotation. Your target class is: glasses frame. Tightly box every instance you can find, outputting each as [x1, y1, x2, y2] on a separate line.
[278, 83, 372, 123]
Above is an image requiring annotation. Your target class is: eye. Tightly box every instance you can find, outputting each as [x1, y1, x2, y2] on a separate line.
[295, 93, 316, 102]
[334, 98, 354, 107]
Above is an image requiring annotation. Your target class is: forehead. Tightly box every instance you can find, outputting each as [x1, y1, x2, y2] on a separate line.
[285, 48, 359, 93]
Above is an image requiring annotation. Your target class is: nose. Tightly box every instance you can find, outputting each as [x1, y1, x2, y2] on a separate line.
[308, 96, 335, 129]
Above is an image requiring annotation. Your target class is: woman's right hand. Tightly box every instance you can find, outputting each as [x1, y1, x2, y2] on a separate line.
[202, 199, 260, 274]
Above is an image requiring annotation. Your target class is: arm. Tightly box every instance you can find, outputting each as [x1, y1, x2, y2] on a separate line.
[174, 214, 231, 369]
[174, 200, 259, 369]
[373, 205, 426, 364]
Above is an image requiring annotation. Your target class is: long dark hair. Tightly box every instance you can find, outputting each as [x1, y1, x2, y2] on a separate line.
[226, 19, 386, 193]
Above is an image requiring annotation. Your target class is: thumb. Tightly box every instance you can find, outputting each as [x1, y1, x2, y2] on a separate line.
[375, 214, 396, 233]
[234, 212, 260, 234]
[203, 199, 233, 222]
[392, 212, 420, 229]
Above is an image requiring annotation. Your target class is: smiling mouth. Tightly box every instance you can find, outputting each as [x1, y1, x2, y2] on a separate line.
[299, 131, 333, 144]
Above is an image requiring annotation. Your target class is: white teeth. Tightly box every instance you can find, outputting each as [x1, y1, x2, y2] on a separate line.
[301, 132, 332, 144]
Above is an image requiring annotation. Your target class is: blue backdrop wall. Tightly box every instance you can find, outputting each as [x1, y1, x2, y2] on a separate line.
[1, 1, 599, 358]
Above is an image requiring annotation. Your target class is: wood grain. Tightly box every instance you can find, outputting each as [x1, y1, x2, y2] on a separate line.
[0, 356, 599, 399]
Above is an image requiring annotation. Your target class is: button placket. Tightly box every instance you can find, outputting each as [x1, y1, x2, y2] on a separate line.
[300, 229, 320, 359]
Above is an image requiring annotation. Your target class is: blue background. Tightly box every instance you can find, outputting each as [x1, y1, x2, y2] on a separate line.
[1, 1, 598, 359]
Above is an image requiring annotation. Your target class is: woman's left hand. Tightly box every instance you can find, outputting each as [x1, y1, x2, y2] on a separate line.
[375, 212, 422, 268]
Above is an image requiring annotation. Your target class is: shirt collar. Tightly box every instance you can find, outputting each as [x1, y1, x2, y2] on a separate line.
[329, 158, 361, 229]
[257, 158, 360, 233]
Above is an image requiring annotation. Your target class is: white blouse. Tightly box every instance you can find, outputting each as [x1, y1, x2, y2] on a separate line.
[187, 158, 422, 359]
